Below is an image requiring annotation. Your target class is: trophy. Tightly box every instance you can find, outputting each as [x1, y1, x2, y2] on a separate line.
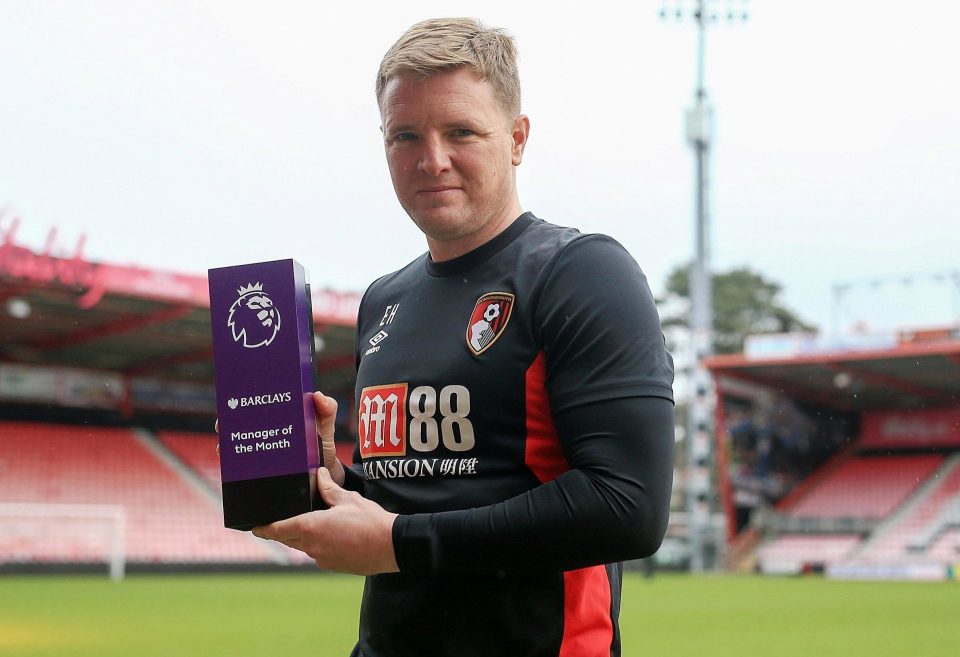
[208, 259, 321, 530]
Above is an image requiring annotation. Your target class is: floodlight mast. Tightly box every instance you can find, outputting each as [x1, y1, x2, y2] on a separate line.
[660, 0, 748, 572]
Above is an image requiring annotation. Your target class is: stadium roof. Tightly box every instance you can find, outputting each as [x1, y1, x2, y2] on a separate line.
[706, 337, 960, 412]
[0, 224, 360, 394]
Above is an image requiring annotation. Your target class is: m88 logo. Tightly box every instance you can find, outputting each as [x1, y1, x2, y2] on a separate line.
[358, 383, 474, 458]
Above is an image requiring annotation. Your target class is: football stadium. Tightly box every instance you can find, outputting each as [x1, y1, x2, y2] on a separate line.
[3, 3, 960, 656]
[2, 221, 959, 657]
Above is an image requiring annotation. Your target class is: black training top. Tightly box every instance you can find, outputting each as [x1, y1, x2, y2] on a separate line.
[344, 212, 675, 657]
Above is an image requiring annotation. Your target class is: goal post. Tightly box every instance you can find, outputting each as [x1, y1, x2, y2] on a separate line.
[0, 503, 126, 580]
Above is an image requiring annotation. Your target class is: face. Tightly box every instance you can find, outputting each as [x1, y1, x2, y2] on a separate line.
[380, 67, 529, 260]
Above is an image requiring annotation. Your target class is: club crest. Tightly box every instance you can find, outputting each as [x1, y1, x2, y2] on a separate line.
[466, 292, 514, 355]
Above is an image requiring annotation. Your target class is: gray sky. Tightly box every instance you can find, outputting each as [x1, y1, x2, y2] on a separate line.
[1, 0, 958, 335]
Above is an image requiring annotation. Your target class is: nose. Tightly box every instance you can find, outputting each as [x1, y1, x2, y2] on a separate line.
[418, 135, 452, 176]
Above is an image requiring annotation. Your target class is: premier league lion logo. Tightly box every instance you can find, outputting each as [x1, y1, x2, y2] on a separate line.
[228, 282, 281, 348]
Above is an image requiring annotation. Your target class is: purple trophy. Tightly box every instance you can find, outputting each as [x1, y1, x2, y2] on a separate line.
[208, 259, 321, 530]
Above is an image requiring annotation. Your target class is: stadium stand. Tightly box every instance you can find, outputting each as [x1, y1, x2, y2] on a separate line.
[5, 225, 960, 578]
[0, 227, 364, 573]
[925, 529, 960, 562]
[0, 420, 277, 565]
[158, 430, 222, 491]
[783, 454, 946, 520]
[158, 429, 355, 488]
[157, 429, 354, 567]
[755, 534, 862, 574]
[854, 455, 960, 563]
[752, 453, 954, 573]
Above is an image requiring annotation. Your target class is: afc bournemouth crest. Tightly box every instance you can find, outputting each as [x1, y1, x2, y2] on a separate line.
[467, 292, 514, 355]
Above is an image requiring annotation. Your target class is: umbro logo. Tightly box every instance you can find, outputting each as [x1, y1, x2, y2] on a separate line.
[365, 329, 390, 356]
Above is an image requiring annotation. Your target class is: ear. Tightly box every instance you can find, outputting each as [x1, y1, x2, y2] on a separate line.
[510, 115, 530, 166]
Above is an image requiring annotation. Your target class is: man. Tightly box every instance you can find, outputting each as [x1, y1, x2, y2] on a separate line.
[253, 18, 675, 657]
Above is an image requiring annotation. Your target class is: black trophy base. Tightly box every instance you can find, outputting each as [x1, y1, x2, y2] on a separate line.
[222, 471, 322, 531]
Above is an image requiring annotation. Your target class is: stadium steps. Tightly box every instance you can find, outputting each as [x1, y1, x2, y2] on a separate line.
[849, 452, 960, 563]
[906, 454, 960, 551]
[925, 528, 960, 561]
[136, 429, 292, 565]
[133, 429, 222, 505]
[156, 430, 223, 493]
[726, 528, 762, 573]
[909, 499, 960, 549]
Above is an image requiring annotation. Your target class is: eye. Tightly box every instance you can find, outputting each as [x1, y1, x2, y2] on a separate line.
[392, 131, 417, 142]
[451, 128, 474, 137]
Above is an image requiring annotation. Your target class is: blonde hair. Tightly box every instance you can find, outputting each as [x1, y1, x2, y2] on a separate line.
[376, 17, 521, 117]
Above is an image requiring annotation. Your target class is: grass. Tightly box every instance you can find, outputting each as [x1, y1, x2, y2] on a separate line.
[0, 572, 957, 657]
[0, 573, 360, 657]
[621, 574, 960, 657]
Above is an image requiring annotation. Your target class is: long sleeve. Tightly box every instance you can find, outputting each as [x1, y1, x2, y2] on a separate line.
[392, 395, 674, 574]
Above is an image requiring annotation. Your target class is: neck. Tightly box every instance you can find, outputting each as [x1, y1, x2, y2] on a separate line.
[426, 200, 523, 262]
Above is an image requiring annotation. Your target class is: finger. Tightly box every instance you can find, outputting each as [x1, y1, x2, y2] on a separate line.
[314, 392, 344, 476]
[313, 391, 338, 445]
[253, 518, 300, 542]
[252, 523, 278, 540]
[214, 418, 219, 433]
[317, 466, 347, 507]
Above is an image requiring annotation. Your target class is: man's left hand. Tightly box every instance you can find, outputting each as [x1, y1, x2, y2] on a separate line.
[252, 467, 400, 575]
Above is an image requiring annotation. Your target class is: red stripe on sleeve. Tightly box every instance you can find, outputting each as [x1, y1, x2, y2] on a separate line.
[559, 566, 614, 657]
[524, 351, 569, 483]
[525, 352, 614, 655]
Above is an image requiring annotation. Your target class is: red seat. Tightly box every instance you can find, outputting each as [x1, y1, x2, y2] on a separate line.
[785, 455, 944, 519]
[0, 421, 275, 564]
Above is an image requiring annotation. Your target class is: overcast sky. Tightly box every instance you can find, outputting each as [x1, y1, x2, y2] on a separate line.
[1, 0, 957, 336]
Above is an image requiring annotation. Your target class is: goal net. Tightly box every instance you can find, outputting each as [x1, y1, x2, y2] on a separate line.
[0, 503, 126, 580]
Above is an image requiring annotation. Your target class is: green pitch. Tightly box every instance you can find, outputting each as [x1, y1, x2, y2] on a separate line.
[1, 573, 957, 657]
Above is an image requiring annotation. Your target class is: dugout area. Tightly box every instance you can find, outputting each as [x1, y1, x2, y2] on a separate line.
[708, 332, 960, 580]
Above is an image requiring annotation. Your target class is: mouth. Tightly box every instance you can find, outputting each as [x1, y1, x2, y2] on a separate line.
[417, 186, 460, 194]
